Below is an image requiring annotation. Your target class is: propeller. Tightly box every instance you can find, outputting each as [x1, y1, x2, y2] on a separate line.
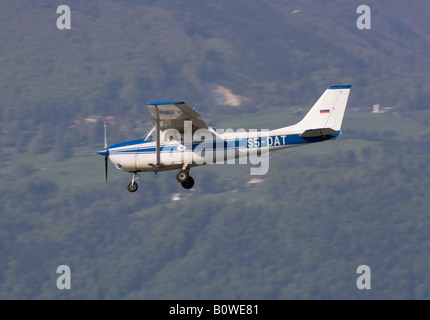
[97, 121, 109, 183]
[104, 121, 108, 183]
[104, 154, 108, 183]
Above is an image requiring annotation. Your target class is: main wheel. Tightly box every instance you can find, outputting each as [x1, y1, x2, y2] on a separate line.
[127, 181, 138, 192]
[176, 169, 189, 183]
[181, 177, 194, 189]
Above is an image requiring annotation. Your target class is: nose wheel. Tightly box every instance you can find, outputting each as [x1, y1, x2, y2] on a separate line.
[127, 181, 138, 192]
[127, 172, 139, 193]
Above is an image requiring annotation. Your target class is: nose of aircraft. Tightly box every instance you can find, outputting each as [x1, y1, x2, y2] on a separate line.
[97, 148, 109, 156]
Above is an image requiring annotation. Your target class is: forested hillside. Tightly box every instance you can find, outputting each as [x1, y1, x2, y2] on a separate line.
[2, 110, 430, 299]
[1, 0, 430, 299]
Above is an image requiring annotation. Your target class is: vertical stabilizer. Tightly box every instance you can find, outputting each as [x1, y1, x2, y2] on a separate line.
[296, 85, 351, 132]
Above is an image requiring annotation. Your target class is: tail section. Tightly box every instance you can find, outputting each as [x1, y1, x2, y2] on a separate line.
[296, 85, 351, 133]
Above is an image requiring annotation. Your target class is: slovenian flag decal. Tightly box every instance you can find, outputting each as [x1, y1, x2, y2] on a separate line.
[320, 109, 330, 114]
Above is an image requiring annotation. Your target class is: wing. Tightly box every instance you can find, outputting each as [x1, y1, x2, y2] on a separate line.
[146, 100, 208, 133]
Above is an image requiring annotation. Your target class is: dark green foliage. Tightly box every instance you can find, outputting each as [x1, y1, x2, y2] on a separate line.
[1, 134, 430, 299]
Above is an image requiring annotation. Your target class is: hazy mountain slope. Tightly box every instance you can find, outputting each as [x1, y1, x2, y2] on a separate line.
[0, 0, 429, 129]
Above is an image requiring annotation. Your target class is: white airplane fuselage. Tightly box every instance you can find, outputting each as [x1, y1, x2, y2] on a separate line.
[106, 127, 340, 173]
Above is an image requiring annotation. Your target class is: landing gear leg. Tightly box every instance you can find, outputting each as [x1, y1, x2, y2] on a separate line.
[127, 172, 139, 192]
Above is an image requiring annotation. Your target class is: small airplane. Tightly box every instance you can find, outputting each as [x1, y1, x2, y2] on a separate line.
[97, 85, 351, 192]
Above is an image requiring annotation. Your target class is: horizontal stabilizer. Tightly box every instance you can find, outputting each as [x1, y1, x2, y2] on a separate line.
[300, 128, 337, 138]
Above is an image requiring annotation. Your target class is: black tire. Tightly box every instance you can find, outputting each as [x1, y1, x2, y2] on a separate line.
[127, 181, 138, 192]
[181, 177, 194, 189]
[176, 169, 189, 183]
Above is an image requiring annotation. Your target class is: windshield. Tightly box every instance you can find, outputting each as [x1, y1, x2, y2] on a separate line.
[144, 126, 156, 141]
